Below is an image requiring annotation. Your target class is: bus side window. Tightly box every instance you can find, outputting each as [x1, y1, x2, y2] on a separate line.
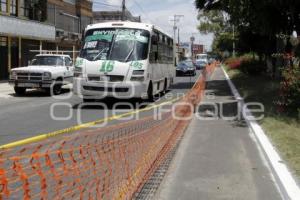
[158, 44, 163, 63]
[150, 34, 159, 63]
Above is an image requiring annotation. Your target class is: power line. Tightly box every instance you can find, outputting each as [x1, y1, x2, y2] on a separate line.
[131, 0, 154, 23]
[92, 1, 120, 9]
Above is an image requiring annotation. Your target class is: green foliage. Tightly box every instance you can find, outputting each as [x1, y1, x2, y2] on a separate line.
[225, 54, 265, 75]
[279, 64, 300, 113]
[212, 32, 235, 53]
[240, 59, 265, 76]
[195, 0, 300, 35]
[195, 0, 300, 56]
[197, 10, 229, 35]
[197, 9, 235, 56]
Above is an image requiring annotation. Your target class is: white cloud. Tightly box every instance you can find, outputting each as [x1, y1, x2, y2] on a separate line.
[105, 0, 121, 6]
[93, 0, 214, 49]
[140, 1, 214, 48]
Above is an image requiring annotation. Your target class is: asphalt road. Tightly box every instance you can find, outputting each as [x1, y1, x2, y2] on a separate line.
[0, 71, 201, 146]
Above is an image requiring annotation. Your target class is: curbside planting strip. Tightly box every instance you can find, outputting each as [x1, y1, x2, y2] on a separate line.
[221, 65, 300, 200]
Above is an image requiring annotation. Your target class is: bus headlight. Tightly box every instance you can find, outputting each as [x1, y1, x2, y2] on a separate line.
[132, 70, 145, 75]
[43, 72, 52, 80]
[74, 67, 83, 78]
[131, 77, 145, 82]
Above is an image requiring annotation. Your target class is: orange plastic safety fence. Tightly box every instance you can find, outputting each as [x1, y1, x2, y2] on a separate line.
[0, 63, 218, 200]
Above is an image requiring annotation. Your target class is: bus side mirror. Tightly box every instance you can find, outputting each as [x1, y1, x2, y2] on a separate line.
[151, 35, 158, 45]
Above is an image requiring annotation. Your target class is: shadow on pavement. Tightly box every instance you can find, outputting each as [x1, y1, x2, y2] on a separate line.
[205, 80, 233, 97]
[72, 98, 146, 110]
[72, 90, 172, 110]
[171, 82, 195, 90]
[9, 89, 71, 98]
[197, 101, 248, 128]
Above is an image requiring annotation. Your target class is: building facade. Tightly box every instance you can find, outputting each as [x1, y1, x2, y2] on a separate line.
[193, 44, 204, 55]
[93, 9, 141, 23]
[0, 0, 92, 80]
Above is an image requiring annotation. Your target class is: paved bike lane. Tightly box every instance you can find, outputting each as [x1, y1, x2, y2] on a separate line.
[155, 67, 282, 200]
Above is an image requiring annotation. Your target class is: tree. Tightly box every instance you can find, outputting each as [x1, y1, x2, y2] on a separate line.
[197, 10, 228, 36]
[211, 32, 234, 57]
[195, 0, 300, 39]
[195, 0, 300, 58]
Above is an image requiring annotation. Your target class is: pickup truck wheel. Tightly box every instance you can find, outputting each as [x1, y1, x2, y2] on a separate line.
[53, 84, 62, 95]
[52, 79, 63, 95]
[14, 87, 26, 96]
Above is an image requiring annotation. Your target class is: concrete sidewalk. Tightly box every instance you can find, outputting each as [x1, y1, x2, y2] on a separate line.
[0, 82, 13, 98]
[155, 67, 282, 200]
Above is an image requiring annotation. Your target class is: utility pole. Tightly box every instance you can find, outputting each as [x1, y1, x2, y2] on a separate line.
[178, 28, 180, 60]
[171, 15, 184, 43]
[170, 14, 184, 65]
[121, 0, 126, 21]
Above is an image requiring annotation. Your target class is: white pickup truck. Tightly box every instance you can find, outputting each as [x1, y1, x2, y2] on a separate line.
[9, 54, 74, 95]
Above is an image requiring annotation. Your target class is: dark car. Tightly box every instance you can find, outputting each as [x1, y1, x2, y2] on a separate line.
[176, 61, 196, 76]
[195, 60, 207, 70]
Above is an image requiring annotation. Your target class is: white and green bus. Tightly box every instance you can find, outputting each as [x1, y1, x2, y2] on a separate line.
[73, 21, 175, 102]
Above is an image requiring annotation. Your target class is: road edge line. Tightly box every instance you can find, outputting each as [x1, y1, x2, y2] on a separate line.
[221, 65, 300, 200]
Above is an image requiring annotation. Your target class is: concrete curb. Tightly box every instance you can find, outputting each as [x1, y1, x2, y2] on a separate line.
[221, 65, 300, 200]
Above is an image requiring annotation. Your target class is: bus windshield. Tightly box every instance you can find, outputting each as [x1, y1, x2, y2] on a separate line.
[80, 28, 150, 62]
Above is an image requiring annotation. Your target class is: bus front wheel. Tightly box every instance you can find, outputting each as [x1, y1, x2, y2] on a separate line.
[147, 82, 154, 102]
[163, 78, 168, 93]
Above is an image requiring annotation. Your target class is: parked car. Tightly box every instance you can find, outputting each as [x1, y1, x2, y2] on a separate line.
[9, 54, 74, 96]
[176, 61, 196, 76]
[195, 60, 207, 70]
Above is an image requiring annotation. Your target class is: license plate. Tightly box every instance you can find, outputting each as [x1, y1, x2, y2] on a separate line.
[100, 76, 110, 82]
[18, 83, 40, 88]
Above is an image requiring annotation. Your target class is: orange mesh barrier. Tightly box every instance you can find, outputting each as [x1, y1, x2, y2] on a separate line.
[0, 63, 218, 200]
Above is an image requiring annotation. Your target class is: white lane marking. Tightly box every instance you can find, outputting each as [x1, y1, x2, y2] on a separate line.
[221, 65, 300, 200]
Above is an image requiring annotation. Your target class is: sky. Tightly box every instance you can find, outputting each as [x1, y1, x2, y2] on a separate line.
[93, 0, 214, 50]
